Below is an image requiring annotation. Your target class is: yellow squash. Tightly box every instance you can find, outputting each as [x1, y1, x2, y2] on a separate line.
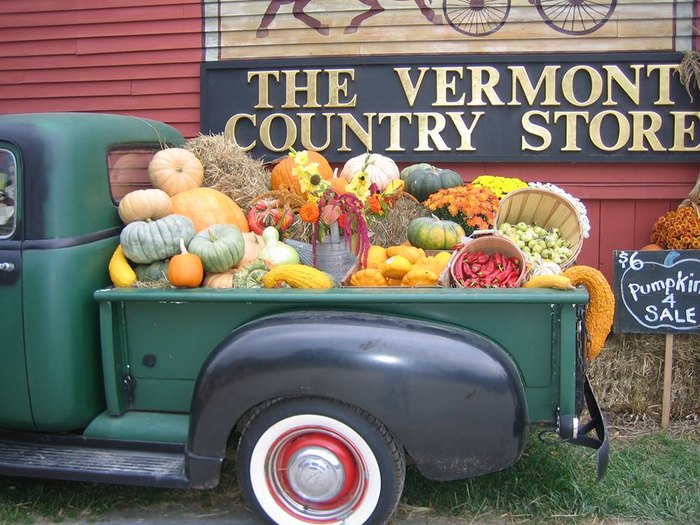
[263, 264, 333, 289]
[523, 274, 574, 290]
[108, 244, 137, 288]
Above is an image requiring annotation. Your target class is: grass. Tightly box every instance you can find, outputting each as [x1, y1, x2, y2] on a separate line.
[0, 426, 698, 524]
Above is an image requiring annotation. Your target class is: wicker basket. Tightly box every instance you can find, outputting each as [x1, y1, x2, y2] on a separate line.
[448, 231, 527, 288]
[495, 188, 583, 268]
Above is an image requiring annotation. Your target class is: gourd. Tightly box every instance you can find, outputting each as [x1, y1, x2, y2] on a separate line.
[401, 268, 439, 287]
[385, 245, 425, 264]
[523, 274, 574, 290]
[134, 260, 170, 282]
[148, 147, 204, 196]
[187, 224, 245, 273]
[339, 153, 400, 192]
[108, 245, 137, 288]
[203, 269, 235, 289]
[233, 260, 269, 288]
[365, 245, 388, 270]
[118, 189, 171, 224]
[413, 254, 449, 276]
[563, 265, 615, 360]
[247, 198, 294, 235]
[260, 226, 300, 267]
[168, 239, 204, 288]
[379, 255, 412, 280]
[270, 150, 333, 195]
[400, 163, 463, 202]
[170, 187, 249, 233]
[262, 264, 333, 289]
[350, 268, 388, 287]
[120, 214, 196, 264]
[407, 216, 465, 251]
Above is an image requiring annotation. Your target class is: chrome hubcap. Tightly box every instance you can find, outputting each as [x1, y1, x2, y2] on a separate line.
[287, 446, 346, 502]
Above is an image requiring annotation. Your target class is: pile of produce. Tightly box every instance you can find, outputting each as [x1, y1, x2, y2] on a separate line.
[105, 141, 618, 359]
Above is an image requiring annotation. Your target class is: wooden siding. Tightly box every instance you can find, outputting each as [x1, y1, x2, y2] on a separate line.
[206, 0, 697, 61]
[0, 0, 203, 137]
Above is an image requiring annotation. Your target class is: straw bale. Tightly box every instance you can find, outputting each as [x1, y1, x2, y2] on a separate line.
[589, 333, 700, 420]
[184, 134, 270, 211]
[367, 193, 430, 247]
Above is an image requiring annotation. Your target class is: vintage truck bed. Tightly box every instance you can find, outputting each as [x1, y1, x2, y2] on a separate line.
[94, 286, 589, 429]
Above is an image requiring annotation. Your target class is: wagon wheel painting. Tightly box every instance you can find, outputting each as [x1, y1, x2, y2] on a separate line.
[535, 0, 617, 35]
[442, 0, 511, 37]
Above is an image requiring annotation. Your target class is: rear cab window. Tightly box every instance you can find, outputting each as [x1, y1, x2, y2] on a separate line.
[0, 149, 17, 239]
[108, 148, 160, 202]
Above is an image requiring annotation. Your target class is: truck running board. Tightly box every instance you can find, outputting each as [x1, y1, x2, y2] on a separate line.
[0, 435, 189, 489]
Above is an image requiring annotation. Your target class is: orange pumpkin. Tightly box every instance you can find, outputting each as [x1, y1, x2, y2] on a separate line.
[170, 187, 249, 233]
[330, 171, 349, 194]
[270, 151, 333, 195]
[168, 239, 204, 288]
[148, 148, 204, 196]
[640, 243, 663, 251]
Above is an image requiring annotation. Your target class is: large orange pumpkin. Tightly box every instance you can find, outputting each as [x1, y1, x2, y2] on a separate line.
[170, 187, 249, 233]
[270, 151, 333, 195]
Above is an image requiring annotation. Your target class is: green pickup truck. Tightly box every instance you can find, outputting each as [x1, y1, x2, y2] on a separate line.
[0, 113, 607, 525]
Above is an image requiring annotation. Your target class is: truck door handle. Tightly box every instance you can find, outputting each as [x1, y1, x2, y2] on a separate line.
[0, 262, 15, 272]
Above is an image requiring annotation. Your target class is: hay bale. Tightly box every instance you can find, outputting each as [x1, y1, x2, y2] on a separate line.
[589, 333, 700, 420]
[184, 134, 270, 211]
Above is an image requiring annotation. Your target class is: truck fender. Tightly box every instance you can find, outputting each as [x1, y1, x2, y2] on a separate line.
[185, 311, 528, 488]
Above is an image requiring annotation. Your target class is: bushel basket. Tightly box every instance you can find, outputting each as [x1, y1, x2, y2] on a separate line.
[448, 231, 527, 288]
[495, 187, 583, 268]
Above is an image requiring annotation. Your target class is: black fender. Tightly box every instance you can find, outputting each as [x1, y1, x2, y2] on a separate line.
[185, 311, 528, 488]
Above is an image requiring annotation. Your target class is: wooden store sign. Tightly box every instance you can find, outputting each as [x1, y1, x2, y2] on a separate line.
[201, 53, 700, 163]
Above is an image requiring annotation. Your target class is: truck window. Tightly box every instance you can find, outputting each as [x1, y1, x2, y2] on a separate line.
[108, 148, 159, 202]
[0, 149, 16, 239]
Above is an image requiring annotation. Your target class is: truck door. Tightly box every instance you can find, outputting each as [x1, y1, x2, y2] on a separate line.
[0, 145, 33, 429]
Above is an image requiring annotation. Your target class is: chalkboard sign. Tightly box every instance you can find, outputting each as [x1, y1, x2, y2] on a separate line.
[613, 250, 700, 334]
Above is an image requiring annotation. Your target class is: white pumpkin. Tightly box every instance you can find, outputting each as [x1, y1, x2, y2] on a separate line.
[117, 188, 172, 224]
[339, 153, 400, 192]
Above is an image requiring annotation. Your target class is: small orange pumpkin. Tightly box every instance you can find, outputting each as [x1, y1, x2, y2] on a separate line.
[168, 239, 204, 288]
[640, 243, 663, 251]
[270, 150, 333, 195]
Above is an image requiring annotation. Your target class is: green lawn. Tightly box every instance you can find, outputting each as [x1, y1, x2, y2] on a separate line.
[0, 427, 697, 524]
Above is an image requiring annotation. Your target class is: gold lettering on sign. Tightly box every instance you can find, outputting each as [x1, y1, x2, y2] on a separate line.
[670, 112, 700, 151]
[521, 111, 551, 151]
[647, 64, 677, 105]
[327, 69, 357, 107]
[224, 114, 256, 151]
[377, 113, 413, 151]
[434, 67, 466, 106]
[467, 67, 504, 106]
[553, 111, 590, 151]
[508, 66, 560, 106]
[259, 113, 296, 152]
[394, 67, 430, 107]
[298, 113, 333, 150]
[416, 113, 450, 151]
[629, 112, 665, 151]
[446, 112, 483, 151]
[561, 66, 603, 107]
[282, 69, 321, 109]
[589, 110, 629, 151]
[339, 113, 376, 152]
[247, 70, 280, 109]
[602, 65, 643, 106]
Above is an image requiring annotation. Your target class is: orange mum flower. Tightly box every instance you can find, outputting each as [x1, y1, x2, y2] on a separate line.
[299, 203, 320, 223]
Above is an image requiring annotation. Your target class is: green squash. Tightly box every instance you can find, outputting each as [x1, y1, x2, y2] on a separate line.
[134, 260, 170, 282]
[187, 224, 245, 273]
[400, 163, 463, 202]
[120, 214, 196, 264]
[407, 216, 466, 250]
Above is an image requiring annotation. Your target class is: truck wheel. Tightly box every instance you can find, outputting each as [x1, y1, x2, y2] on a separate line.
[236, 398, 405, 525]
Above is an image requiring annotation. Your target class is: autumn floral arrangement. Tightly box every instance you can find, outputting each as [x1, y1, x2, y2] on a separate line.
[293, 150, 402, 266]
[423, 184, 500, 236]
[471, 175, 528, 199]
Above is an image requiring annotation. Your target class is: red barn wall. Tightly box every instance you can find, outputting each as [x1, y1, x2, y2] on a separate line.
[0, 1, 697, 283]
[0, 0, 202, 137]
